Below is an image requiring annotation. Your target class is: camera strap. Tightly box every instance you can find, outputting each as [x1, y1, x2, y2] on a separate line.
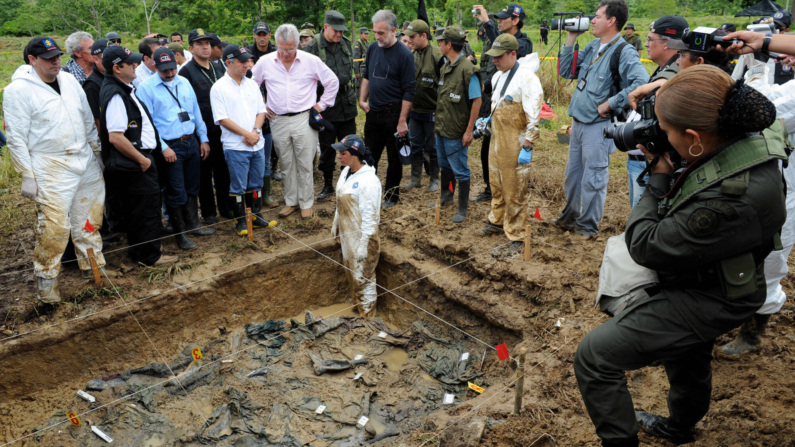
[486, 62, 520, 121]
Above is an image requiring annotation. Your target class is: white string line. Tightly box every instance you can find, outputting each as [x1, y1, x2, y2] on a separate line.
[100, 268, 211, 427]
[272, 224, 520, 360]
[0, 301, 361, 447]
[416, 314, 608, 447]
[1, 206, 435, 343]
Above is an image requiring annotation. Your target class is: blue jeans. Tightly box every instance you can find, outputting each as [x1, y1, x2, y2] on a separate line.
[262, 133, 273, 178]
[627, 157, 648, 209]
[163, 138, 201, 207]
[224, 149, 265, 195]
[436, 135, 470, 182]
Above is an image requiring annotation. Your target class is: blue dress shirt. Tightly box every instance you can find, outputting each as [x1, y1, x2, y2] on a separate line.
[135, 73, 209, 150]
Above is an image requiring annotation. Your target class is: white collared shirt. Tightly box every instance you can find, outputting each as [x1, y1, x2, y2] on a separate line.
[210, 74, 268, 152]
[105, 87, 158, 150]
[133, 64, 156, 88]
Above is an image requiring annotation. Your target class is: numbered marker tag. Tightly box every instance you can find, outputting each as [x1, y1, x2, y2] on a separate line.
[191, 347, 203, 361]
[222, 359, 233, 363]
[91, 426, 113, 443]
[315, 405, 326, 414]
[67, 413, 81, 426]
[354, 354, 363, 361]
[77, 390, 95, 402]
[377, 331, 387, 338]
[468, 382, 485, 394]
[460, 352, 469, 362]
[443, 393, 455, 405]
[357, 416, 369, 427]
[354, 373, 363, 380]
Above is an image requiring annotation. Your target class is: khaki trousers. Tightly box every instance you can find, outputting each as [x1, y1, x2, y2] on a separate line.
[270, 112, 319, 209]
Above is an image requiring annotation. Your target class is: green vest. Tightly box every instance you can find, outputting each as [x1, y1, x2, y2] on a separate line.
[306, 34, 358, 122]
[662, 120, 790, 217]
[435, 55, 480, 139]
[412, 44, 442, 114]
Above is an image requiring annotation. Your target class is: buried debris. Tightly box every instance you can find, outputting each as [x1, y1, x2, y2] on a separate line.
[310, 352, 369, 375]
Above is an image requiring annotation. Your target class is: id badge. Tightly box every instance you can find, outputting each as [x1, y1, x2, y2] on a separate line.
[577, 79, 587, 91]
[178, 111, 190, 122]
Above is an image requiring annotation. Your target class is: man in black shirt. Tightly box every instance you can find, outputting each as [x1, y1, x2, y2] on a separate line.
[359, 9, 416, 208]
[246, 22, 276, 65]
[179, 29, 233, 223]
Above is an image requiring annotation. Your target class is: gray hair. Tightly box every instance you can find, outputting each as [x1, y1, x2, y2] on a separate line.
[65, 31, 93, 58]
[275, 24, 299, 46]
[372, 10, 398, 30]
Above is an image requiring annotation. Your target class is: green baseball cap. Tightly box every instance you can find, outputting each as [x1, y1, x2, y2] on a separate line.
[435, 25, 467, 43]
[485, 33, 519, 56]
[403, 20, 430, 37]
[359, 27, 370, 34]
[325, 10, 348, 32]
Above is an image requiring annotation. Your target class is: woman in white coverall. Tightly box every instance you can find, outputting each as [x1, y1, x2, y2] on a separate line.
[330, 135, 382, 317]
[4, 37, 105, 303]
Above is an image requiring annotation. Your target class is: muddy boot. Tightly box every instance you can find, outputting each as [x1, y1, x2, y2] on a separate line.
[636, 411, 695, 445]
[231, 195, 249, 236]
[452, 180, 469, 223]
[471, 185, 492, 202]
[317, 173, 334, 202]
[476, 222, 504, 236]
[185, 196, 216, 236]
[601, 436, 640, 447]
[246, 191, 270, 228]
[430, 170, 456, 207]
[36, 276, 61, 303]
[427, 156, 440, 192]
[402, 158, 423, 189]
[261, 176, 274, 207]
[720, 314, 771, 356]
[168, 205, 197, 250]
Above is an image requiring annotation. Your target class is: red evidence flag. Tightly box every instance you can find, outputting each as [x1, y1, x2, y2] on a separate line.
[495, 343, 509, 361]
[253, 190, 258, 199]
[84, 219, 95, 233]
[449, 181, 454, 193]
[534, 207, 542, 220]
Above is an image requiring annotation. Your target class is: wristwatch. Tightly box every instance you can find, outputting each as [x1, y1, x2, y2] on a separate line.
[521, 144, 533, 152]
[762, 35, 772, 53]
[255, 129, 262, 135]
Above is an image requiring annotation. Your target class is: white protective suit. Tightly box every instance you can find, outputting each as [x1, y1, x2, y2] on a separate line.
[4, 65, 105, 278]
[745, 65, 795, 314]
[487, 54, 544, 241]
[331, 164, 382, 315]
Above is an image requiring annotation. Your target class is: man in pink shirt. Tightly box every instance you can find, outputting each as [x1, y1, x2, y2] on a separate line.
[253, 24, 339, 219]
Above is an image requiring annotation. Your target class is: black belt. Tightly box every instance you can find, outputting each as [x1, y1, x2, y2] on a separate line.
[164, 135, 193, 144]
[628, 154, 646, 162]
[278, 110, 309, 117]
[140, 148, 155, 154]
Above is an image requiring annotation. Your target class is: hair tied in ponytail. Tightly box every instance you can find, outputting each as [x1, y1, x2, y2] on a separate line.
[718, 79, 776, 137]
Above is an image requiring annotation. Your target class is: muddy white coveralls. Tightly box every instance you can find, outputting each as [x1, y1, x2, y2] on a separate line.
[331, 164, 382, 315]
[744, 67, 795, 314]
[487, 54, 544, 240]
[4, 65, 105, 280]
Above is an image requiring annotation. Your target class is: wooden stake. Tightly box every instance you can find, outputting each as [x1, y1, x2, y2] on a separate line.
[514, 347, 526, 415]
[87, 248, 101, 285]
[435, 203, 441, 226]
[245, 208, 253, 242]
[523, 225, 531, 261]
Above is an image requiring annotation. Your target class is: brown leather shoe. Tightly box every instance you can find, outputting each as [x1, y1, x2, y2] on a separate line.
[279, 205, 297, 217]
[301, 208, 314, 218]
[154, 254, 179, 265]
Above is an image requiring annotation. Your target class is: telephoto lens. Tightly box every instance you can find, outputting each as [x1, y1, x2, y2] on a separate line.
[550, 17, 591, 32]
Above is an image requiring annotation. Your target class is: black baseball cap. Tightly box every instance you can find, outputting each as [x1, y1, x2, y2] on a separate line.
[27, 37, 65, 59]
[493, 3, 526, 21]
[102, 45, 143, 74]
[153, 47, 177, 71]
[773, 11, 792, 29]
[207, 32, 221, 47]
[254, 22, 271, 34]
[91, 38, 110, 56]
[650, 15, 689, 40]
[222, 44, 254, 63]
[332, 134, 366, 154]
[719, 23, 737, 33]
[188, 28, 212, 43]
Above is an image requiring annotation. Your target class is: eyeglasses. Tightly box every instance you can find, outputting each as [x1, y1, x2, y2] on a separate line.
[110, 39, 121, 44]
[646, 36, 668, 43]
[277, 47, 297, 53]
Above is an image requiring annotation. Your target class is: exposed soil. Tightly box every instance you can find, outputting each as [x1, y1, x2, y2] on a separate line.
[1, 130, 794, 447]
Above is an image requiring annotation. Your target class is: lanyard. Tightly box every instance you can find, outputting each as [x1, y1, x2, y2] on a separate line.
[163, 83, 183, 110]
[199, 64, 217, 84]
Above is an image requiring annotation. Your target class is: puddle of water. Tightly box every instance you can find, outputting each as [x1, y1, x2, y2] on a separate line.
[290, 303, 360, 322]
[377, 347, 409, 371]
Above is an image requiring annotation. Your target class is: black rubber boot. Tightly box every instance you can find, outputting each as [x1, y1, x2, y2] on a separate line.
[185, 196, 216, 236]
[168, 205, 197, 250]
[427, 155, 439, 192]
[402, 158, 423, 189]
[246, 191, 270, 228]
[430, 169, 456, 207]
[452, 180, 469, 223]
[720, 313, 771, 356]
[261, 176, 274, 207]
[471, 185, 492, 202]
[636, 411, 696, 445]
[601, 435, 640, 447]
[231, 195, 248, 236]
[317, 174, 335, 202]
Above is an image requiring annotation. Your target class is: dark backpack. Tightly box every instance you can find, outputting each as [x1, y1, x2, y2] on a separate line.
[609, 41, 629, 122]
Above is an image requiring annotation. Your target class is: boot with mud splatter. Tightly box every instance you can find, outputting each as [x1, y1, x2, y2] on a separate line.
[720, 313, 771, 356]
[452, 180, 469, 223]
[430, 169, 456, 207]
[636, 411, 695, 445]
[36, 276, 61, 303]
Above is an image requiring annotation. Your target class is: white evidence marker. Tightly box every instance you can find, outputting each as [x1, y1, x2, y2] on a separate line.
[443, 393, 455, 405]
[357, 416, 369, 427]
[460, 352, 469, 362]
[315, 405, 326, 414]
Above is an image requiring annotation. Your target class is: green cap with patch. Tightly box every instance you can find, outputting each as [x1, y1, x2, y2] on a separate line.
[403, 20, 430, 37]
[485, 33, 519, 56]
[435, 25, 467, 43]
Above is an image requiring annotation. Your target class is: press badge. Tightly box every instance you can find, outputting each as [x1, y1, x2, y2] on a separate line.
[577, 79, 587, 91]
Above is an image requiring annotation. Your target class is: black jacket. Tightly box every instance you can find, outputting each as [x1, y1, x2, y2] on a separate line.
[82, 64, 104, 120]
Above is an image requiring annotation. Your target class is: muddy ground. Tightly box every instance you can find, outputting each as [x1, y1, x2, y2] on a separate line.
[1, 129, 795, 447]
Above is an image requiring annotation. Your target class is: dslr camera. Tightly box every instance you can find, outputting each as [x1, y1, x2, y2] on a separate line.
[603, 93, 673, 155]
[472, 117, 492, 139]
[550, 16, 591, 32]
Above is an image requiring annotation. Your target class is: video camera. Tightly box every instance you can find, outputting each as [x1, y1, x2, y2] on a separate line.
[603, 92, 673, 155]
[680, 26, 740, 51]
[550, 16, 591, 33]
[747, 23, 776, 35]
